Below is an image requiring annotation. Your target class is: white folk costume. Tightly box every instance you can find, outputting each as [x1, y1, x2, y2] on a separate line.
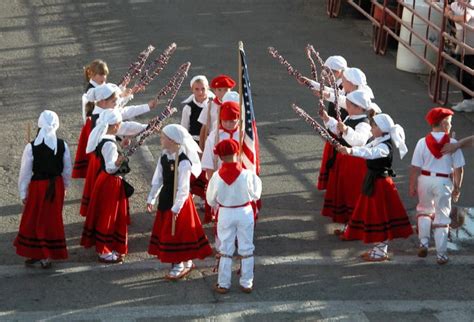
[80, 109, 133, 263]
[197, 75, 236, 135]
[321, 90, 373, 226]
[342, 114, 413, 261]
[147, 124, 212, 279]
[316, 56, 348, 191]
[15, 110, 72, 267]
[411, 108, 465, 264]
[79, 83, 148, 217]
[206, 139, 262, 292]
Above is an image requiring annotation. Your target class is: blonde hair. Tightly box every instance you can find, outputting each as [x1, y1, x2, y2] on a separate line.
[84, 59, 109, 82]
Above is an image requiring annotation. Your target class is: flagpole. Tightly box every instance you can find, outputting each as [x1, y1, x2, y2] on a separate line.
[238, 41, 244, 165]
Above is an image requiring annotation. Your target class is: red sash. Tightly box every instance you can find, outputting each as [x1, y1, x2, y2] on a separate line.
[425, 133, 450, 159]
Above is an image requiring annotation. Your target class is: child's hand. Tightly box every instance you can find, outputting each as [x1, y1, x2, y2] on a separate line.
[452, 187, 461, 203]
[121, 88, 133, 97]
[336, 122, 347, 134]
[337, 146, 351, 155]
[319, 109, 329, 122]
[409, 185, 417, 197]
[146, 203, 154, 213]
[121, 138, 131, 148]
[148, 99, 158, 109]
[441, 142, 459, 154]
[115, 155, 126, 167]
[21, 198, 27, 205]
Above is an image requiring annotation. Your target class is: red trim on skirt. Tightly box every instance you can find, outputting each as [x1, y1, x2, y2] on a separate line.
[72, 118, 92, 179]
[148, 195, 213, 263]
[80, 153, 101, 216]
[322, 154, 367, 223]
[344, 177, 414, 243]
[317, 141, 333, 190]
[14, 177, 68, 260]
[80, 172, 129, 255]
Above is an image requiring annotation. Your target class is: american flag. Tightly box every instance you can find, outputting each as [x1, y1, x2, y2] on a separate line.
[239, 46, 260, 175]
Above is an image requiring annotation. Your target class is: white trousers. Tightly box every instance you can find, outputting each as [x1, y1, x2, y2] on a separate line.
[217, 205, 255, 289]
[417, 175, 452, 256]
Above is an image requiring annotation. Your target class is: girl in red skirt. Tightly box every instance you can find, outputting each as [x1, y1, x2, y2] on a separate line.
[320, 89, 381, 237]
[147, 124, 213, 280]
[80, 83, 155, 217]
[80, 109, 132, 264]
[15, 110, 72, 268]
[337, 113, 413, 261]
[72, 59, 109, 179]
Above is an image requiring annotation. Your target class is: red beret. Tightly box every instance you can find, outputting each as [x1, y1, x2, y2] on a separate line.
[220, 101, 240, 120]
[210, 75, 236, 89]
[425, 107, 454, 125]
[214, 139, 239, 157]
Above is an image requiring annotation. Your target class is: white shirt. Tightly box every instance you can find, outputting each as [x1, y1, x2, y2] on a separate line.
[309, 79, 348, 109]
[100, 135, 121, 174]
[207, 169, 262, 208]
[325, 114, 372, 147]
[181, 96, 209, 140]
[198, 100, 220, 133]
[411, 132, 465, 174]
[201, 129, 241, 171]
[351, 134, 391, 159]
[92, 103, 150, 121]
[147, 149, 193, 214]
[18, 142, 72, 200]
[91, 106, 147, 136]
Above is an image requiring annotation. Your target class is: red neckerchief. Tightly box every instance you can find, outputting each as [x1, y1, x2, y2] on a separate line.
[213, 97, 222, 105]
[219, 126, 238, 138]
[425, 133, 450, 159]
[218, 162, 242, 185]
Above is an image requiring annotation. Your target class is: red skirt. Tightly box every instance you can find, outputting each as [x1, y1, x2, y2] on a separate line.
[322, 154, 367, 223]
[317, 142, 334, 190]
[80, 172, 129, 255]
[344, 177, 414, 243]
[72, 118, 92, 179]
[14, 177, 68, 260]
[79, 153, 101, 216]
[149, 195, 213, 263]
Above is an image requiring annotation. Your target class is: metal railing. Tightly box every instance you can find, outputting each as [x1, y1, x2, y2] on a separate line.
[327, 0, 474, 105]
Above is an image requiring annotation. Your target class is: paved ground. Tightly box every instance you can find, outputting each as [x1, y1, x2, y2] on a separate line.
[0, 0, 473, 320]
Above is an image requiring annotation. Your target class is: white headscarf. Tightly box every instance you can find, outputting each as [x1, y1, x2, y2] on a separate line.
[222, 91, 240, 103]
[34, 110, 60, 155]
[162, 124, 202, 177]
[324, 56, 348, 71]
[85, 83, 120, 102]
[373, 114, 408, 159]
[86, 109, 122, 153]
[346, 89, 381, 113]
[343, 67, 374, 99]
[181, 75, 215, 104]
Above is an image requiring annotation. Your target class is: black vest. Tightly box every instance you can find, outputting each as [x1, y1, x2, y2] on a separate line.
[31, 139, 65, 181]
[186, 101, 203, 137]
[96, 139, 130, 176]
[91, 113, 100, 129]
[338, 116, 369, 147]
[362, 139, 395, 196]
[84, 82, 95, 93]
[158, 153, 190, 211]
[327, 84, 348, 120]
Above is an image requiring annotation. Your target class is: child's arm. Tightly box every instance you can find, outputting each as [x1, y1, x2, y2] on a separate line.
[117, 121, 147, 137]
[146, 160, 163, 212]
[171, 160, 192, 215]
[62, 142, 72, 192]
[340, 122, 372, 147]
[409, 166, 421, 197]
[120, 99, 157, 120]
[248, 173, 262, 201]
[452, 167, 463, 202]
[442, 135, 474, 153]
[338, 143, 390, 159]
[206, 174, 218, 208]
[18, 144, 33, 204]
[201, 134, 216, 177]
[101, 142, 121, 174]
[197, 103, 211, 150]
[180, 105, 191, 131]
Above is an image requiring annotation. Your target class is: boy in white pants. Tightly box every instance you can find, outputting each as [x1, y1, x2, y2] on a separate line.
[409, 107, 465, 265]
[206, 139, 262, 293]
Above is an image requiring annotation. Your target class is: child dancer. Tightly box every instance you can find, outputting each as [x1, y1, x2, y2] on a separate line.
[80, 109, 133, 263]
[409, 108, 465, 265]
[198, 75, 236, 150]
[338, 113, 413, 261]
[72, 59, 109, 179]
[147, 124, 213, 280]
[15, 110, 72, 268]
[207, 139, 262, 294]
